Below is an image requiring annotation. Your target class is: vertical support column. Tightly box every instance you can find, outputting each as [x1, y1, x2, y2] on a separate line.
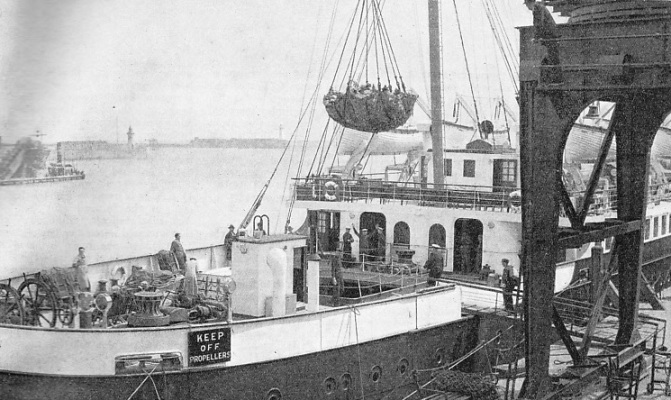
[519, 83, 567, 398]
[612, 98, 659, 344]
[589, 245, 604, 303]
[428, 0, 444, 186]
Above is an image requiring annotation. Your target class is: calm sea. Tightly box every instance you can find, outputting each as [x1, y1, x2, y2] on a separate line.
[0, 147, 304, 278]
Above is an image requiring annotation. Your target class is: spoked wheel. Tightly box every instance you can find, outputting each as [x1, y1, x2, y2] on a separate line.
[0, 283, 25, 325]
[19, 279, 57, 327]
[57, 297, 77, 325]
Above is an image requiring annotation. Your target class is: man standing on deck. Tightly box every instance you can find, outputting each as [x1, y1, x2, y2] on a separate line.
[341, 227, 354, 261]
[352, 226, 370, 264]
[170, 233, 187, 271]
[375, 226, 386, 262]
[224, 225, 236, 263]
[72, 247, 90, 291]
[501, 258, 518, 312]
[424, 245, 444, 286]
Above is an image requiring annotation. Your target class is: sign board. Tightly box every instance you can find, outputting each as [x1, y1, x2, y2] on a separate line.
[188, 327, 231, 366]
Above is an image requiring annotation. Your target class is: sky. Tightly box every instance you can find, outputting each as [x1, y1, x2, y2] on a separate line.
[0, 0, 533, 144]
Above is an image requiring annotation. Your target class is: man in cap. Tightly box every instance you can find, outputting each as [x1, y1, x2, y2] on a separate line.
[224, 225, 237, 262]
[374, 226, 386, 262]
[501, 258, 518, 312]
[424, 244, 444, 286]
[170, 233, 187, 271]
[341, 227, 354, 262]
[72, 246, 91, 291]
[352, 225, 370, 264]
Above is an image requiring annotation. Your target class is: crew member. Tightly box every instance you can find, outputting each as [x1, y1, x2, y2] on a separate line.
[72, 246, 90, 291]
[342, 227, 354, 261]
[255, 222, 266, 237]
[224, 224, 236, 262]
[170, 233, 187, 271]
[374, 226, 386, 262]
[424, 245, 444, 286]
[352, 226, 370, 264]
[501, 258, 518, 312]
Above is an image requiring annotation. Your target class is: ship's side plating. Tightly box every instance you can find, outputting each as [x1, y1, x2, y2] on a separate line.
[0, 283, 476, 400]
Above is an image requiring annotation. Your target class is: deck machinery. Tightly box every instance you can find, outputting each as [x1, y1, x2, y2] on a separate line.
[519, 1, 671, 398]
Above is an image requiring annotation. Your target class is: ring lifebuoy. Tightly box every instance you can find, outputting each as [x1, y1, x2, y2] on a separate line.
[324, 181, 339, 201]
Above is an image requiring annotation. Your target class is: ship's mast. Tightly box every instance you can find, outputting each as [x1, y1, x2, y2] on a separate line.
[428, 0, 444, 186]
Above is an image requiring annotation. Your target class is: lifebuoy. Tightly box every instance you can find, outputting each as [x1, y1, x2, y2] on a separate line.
[324, 181, 339, 201]
[507, 190, 521, 210]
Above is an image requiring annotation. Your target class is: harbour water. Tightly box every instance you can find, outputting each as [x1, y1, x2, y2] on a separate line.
[0, 147, 302, 279]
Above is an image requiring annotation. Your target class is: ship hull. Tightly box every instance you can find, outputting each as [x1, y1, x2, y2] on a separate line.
[0, 316, 478, 400]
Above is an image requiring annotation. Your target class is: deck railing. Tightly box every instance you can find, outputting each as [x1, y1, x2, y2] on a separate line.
[294, 177, 520, 212]
[294, 176, 671, 214]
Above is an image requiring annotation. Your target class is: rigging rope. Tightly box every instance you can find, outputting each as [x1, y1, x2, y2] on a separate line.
[481, 0, 519, 96]
[451, 0, 481, 140]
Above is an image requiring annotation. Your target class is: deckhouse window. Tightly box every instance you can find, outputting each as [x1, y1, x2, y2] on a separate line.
[444, 159, 452, 177]
[663, 215, 668, 235]
[654, 217, 659, 238]
[500, 160, 517, 182]
[318, 212, 328, 233]
[645, 218, 651, 240]
[463, 160, 475, 178]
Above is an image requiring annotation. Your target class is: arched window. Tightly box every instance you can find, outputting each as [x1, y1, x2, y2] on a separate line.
[428, 224, 446, 248]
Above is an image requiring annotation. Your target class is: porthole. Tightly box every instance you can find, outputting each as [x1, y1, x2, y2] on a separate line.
[340, 373, 352, 391]
[371, 365, 382, 383]
[397, 358, 410, 376]
[266, 388, 282, 400]
[323, 377, 337, 395]
[434, 348, 445, 366]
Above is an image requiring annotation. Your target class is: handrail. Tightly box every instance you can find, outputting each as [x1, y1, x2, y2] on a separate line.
[294, 176, 671, 215]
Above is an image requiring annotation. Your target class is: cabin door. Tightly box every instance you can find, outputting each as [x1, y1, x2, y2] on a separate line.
[359, 212, 387, 261]
[493, 159, 517, 192]
[453, 219, 483, 274]
[315, 211, 340, 252]
[293, 247, 307, 302]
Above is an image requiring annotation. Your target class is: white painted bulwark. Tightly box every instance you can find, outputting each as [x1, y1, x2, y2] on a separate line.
[0, 284, 461, 376]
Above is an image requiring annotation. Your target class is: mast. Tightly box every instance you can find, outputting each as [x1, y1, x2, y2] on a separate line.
[428, 0, 444, 186]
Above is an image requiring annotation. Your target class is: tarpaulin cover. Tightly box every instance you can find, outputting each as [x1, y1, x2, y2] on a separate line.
[323, 88, 418, 133]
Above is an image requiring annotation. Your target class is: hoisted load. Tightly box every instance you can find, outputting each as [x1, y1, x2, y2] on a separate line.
[324, 0, 417, 133]
[323, 82, 417, 133]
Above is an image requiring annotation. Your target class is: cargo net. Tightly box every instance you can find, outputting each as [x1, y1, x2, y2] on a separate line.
[124, 265, 176, 291]
[323, 82, 418, 133]
[431, 370, 500, 400]
[40, 267, 78, 297]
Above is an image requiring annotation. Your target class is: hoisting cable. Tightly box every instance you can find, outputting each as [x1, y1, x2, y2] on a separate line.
[295, 0, 341, 180]
[330, 0, 364, 90]
[371, 0, 404, 90]
[451, 0, 482, 138]
[347, 0, 390, 87]
[346, 2, 369, 90]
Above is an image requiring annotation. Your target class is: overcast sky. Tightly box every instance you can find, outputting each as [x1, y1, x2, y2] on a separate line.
[0, 0, 532, 144]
